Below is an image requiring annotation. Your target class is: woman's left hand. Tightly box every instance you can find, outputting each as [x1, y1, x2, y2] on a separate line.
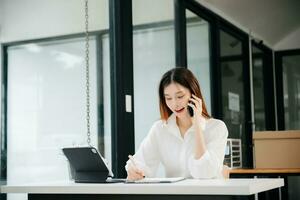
[188, 94, 204, 128]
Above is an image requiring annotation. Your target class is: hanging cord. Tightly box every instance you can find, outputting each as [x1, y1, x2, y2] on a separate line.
[85, 0, 91, 146]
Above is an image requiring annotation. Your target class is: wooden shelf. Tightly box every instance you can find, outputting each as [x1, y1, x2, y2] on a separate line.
[229, 168, 300, 174]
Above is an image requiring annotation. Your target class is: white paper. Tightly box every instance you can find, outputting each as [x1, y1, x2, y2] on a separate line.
[125, 177, 185, 184]
[228, 92, 240, 112]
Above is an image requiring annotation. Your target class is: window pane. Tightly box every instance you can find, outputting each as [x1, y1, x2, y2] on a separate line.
[252, 46, 266, 131]
[102, 34, 112, 165]
[186, 9, 211, 114]
[220, 31, 244, 140]
[220, 30, 249, 167]
[282, 55, 300, 129]
[7, 37, 99, 186]
[220, 31, 242, 57]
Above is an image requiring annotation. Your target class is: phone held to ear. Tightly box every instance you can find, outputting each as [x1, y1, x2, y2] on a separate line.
[188, 104, 194, 117]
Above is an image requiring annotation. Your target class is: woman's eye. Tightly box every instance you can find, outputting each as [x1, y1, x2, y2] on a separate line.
[177, 95, 184, 99]
[165, 98, 172, 101]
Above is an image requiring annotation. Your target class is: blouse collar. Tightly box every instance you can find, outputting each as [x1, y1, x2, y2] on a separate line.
[164, 113, 208, 139]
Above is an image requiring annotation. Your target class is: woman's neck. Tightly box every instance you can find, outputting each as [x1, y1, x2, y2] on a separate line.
[176, 115, 192, 136]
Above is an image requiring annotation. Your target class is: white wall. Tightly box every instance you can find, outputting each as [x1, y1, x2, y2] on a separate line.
[0, 0, 3, 59]
[1, 0, 176, 43]
[0, 0, 3, 29]
[132, 0, 173, 25]
[0, 0, 3, 41]
[274, 27, 300, 50]
[0, 0, 109, 42]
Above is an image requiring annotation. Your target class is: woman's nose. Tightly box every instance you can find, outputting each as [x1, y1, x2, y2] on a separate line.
[169, 99, 176, 107]
[173, 100, 180, 108]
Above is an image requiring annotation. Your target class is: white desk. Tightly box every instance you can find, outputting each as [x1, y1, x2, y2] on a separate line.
[0, 178, 284, 200]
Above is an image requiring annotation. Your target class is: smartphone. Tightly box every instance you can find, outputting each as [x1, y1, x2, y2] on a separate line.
[188, 104, 194, 117]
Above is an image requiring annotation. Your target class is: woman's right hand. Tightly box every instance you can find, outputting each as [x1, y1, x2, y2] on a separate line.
[126, 164, 145, 181]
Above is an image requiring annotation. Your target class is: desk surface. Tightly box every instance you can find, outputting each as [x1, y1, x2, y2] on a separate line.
[229, 168, 300, 174]
[0, 178, 284, 196]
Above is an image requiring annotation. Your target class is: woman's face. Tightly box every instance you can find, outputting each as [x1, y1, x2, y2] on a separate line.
[164, 82, 191, 118]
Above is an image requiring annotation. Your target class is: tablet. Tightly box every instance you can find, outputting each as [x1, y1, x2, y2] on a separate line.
[62, 147, 123, 183]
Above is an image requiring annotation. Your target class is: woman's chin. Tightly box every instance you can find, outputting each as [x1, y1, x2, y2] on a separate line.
[174, 110, 187, 118]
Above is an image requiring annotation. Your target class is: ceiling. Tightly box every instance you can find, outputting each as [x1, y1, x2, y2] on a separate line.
[197, 0, 300, 47]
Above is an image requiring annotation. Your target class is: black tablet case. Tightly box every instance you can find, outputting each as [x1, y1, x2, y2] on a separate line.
[62, 147, 110, 183]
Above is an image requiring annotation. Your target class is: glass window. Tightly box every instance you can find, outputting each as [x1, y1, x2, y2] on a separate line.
[220, 30, 244, 140]
[252, 46, 266, 131]
[186, 9, 211, 114]
[102, 34, 112, 164]
[6, 38, 99, 187]
[4, 34, 112, 200]
[219, 30, 251, 167]
[282, 55, 300, 129]
[5, 34, 111, 199]
[220, 31, 242, 57]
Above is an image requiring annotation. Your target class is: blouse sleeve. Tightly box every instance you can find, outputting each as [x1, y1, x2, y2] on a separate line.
[188, 120, 228, 179]
[125, 122, 161, 177]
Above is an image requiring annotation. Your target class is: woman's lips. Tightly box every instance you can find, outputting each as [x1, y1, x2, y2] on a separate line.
[175, 108, 185, 113]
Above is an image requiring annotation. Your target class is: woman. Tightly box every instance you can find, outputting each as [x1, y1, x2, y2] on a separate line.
[126, 67, 228, 180]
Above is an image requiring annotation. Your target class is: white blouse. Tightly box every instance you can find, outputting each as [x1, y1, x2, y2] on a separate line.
[125, 114, 228, 179]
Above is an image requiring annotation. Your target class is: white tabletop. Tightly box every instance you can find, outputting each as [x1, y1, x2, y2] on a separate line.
[0, 178, 284, 195]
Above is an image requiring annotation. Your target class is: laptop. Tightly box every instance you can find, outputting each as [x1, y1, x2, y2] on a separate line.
[62, 147, 125, 183]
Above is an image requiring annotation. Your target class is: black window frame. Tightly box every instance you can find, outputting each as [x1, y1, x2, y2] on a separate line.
[109, 0, 134, 178]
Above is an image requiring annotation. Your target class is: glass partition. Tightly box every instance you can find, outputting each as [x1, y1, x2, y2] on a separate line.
[6, 38, 99, 186]
[252, 46, 266, 131]
[219, 30, 251, 167]
[186, 9, 211, 114]
[220, 30, 244, 140]
[5, 34, 112, 200]
[282, 55, 300, 129]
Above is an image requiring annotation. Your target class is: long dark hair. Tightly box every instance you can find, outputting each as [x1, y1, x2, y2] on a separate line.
[158, 67, 210, 120]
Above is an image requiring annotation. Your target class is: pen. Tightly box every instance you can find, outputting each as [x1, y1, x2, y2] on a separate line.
[128, 155, 145, 178]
